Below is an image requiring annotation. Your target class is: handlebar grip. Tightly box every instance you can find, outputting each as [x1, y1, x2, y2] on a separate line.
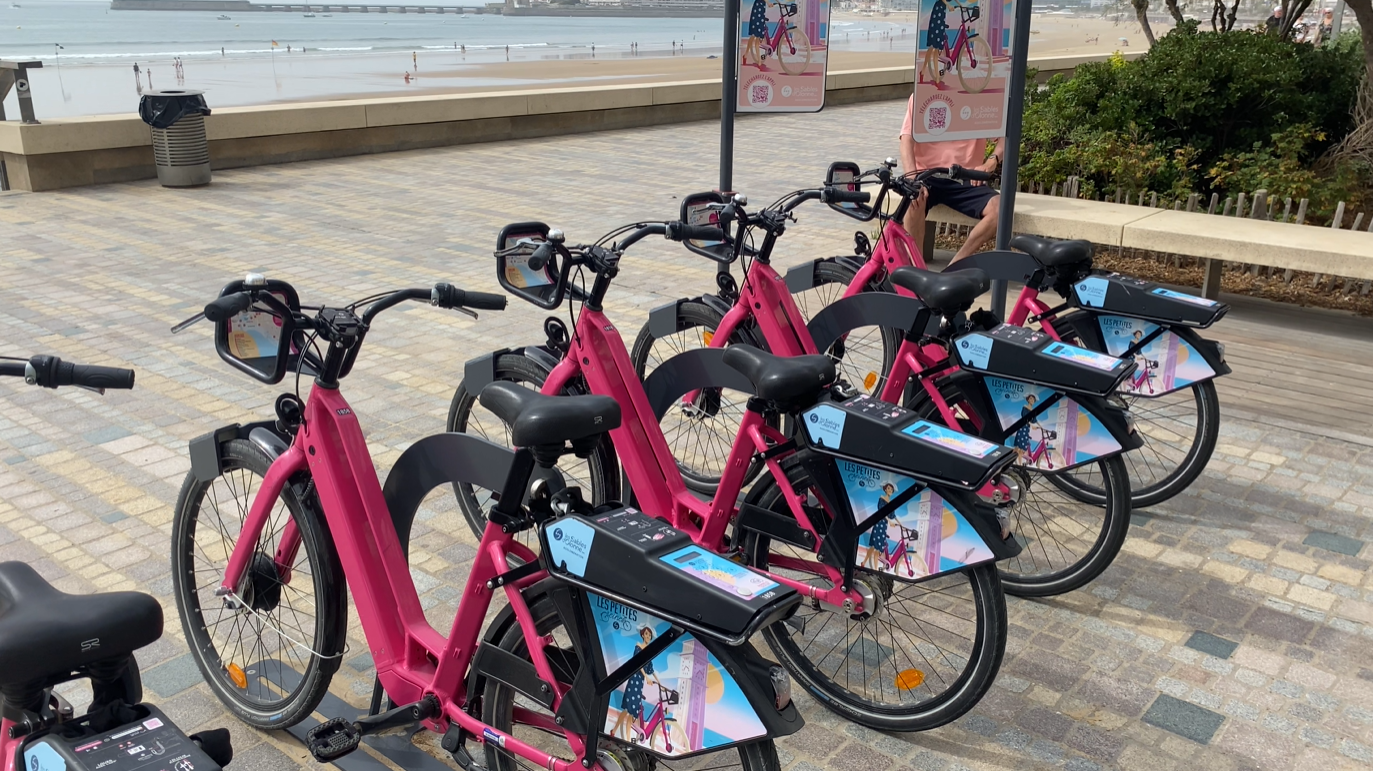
[950, 164, 997, 183]
[527, 242, 555, 272]
[826, 188, 871, 204]
[204, 292, 253, 322]
[62, 363, 136, 390]
[462, 291, 508, 311]
[0, 362, 26, 378]
[676, 224, 727, 242]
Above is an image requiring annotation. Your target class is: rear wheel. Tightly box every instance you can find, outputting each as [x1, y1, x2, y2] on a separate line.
[741, 469, 1006, 732]
[484, 591, 781, 771]
[910, 381, 1133, 597]
[447, 353, 618, 545]
[171, 438, 346, 729]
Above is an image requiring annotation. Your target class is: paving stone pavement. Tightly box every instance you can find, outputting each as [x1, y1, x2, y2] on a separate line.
[3, 99, 1373, 771]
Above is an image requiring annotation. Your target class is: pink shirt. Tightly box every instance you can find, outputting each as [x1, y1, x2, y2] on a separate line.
[900, 95, 988, 170]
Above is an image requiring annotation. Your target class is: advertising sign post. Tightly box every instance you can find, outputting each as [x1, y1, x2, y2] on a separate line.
[736, 0, 832, 113]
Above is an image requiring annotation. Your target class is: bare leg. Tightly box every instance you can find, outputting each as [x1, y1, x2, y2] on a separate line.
[951, 194, 1000, 263]
[903, 201, 928, 262]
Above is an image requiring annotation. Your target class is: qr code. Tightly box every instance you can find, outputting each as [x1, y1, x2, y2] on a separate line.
[929, 105, 948, 130]
[750, 84, 770, 104]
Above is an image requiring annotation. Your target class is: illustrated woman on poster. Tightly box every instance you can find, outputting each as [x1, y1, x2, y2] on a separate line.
[611, 627, 661, 740]
[743, 0, 769, 70]
[921, 0, 951, 82]
[1013, 393, 1040, 463]
[861, 483, 897, 569]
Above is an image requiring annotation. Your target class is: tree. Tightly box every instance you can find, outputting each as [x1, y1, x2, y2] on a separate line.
[1164, 0, 1185, 24]
[1271, 0, 1317, 40]
[1348, 0, 1373, 88]
[1210, 0, 1241, 32]
[1133, 0, 1157, 45]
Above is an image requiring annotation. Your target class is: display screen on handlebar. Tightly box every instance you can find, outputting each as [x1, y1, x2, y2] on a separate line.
[503, 234, 557, 290]
[679, 191, 736, 264]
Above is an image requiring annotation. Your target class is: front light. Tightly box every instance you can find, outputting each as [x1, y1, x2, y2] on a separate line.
[770, 665, 792, 711]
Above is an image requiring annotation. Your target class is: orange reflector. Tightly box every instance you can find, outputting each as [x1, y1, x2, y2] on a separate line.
[702, 331, 714, 346]
[227, 663, 248, 690]
[863, 372, 878, 391]
[894, 668, 925, 690]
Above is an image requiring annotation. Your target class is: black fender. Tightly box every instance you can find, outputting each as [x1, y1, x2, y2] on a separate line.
[382, 433, 516, 556]
[463, 345, 561, 393]
[647, 293, 736, 339]
[806, 292, 939, 355]
[783, 255, 869, 293]
[188, 420, 293, 483]
[941, 249, 1041, 284]
[642, 348, 755, 421]
[1055, 310, 1231, 379]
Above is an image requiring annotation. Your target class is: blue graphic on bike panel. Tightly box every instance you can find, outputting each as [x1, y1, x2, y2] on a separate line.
[802, 404, 847, 448]
[983, 377, 1124, 471]
[836, 460, 995, 579]
[1151, 287, 1218, 307]
[955, 333, 993, 369]
[1095, 316, 1217, 396]
[588, 593, 766, 757]
[901, 420, 1000, 458]
[661, 546, 778, 599]
[24, 742, 67, 771]
[1074, 276, 1110, 307]
[547, 519, 595, 577]
[1041, 341, 1121, 372]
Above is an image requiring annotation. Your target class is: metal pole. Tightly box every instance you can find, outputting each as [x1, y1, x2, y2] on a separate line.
[720, 1, 739, 193]
[991, 0, 1034, 317]
[1331, 0, 1345, 38]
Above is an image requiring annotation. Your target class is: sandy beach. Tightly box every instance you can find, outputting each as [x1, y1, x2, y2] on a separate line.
[14, 9, 1165, 119]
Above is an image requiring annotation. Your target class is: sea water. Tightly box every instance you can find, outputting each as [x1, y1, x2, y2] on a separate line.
[2, 0, 912, 117]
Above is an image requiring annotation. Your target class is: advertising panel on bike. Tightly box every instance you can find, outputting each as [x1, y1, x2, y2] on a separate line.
[1095, 316, 1218, 396]
[737, 0, 831, 113]
[912, 0, 1016, 141]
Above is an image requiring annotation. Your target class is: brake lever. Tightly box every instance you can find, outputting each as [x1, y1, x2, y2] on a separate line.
[453, 307, 478, 319]
[170, 312, 205, 334]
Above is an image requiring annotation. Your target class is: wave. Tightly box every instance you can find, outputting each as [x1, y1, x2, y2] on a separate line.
[317, 46, 373, 51]
[421, 42, 550, 50]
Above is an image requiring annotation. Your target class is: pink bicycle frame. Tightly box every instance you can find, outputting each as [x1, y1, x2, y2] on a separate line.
[213, 387, 592, 771]
[540, 306, 865, 611]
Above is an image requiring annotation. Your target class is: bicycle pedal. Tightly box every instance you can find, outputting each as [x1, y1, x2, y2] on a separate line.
[307, 717, 362, 762]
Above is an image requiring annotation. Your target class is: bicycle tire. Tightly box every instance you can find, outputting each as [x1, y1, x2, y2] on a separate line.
[740, 467, 1007, 732]
[1048, 315, 1221, 508]
[907, 379, 1133, 597]
[629, 300, 770, 495]
[777, 28, 812, 76]
[171, 438, 347, 729]
[447, 353, 619, 539]
[483, 590, 782, 771]
[956, 36, 993, 94]
[789, 260, 901, 399]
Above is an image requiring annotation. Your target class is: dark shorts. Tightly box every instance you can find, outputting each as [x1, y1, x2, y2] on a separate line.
[923, 177, 998, 219]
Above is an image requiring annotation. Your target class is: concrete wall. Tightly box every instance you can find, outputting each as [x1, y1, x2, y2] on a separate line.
[0, 52, 1132, 193]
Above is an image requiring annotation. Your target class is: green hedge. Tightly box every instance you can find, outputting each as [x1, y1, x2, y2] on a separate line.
[1020, 23, 1368, 214]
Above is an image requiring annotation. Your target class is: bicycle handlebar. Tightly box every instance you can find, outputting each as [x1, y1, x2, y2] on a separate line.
[950, 163, 997, 182]
[0, 355, 136, 391]
[203, 292, 253, 322]
[527, 241, 557, 272]
[823, 188, 872, 205]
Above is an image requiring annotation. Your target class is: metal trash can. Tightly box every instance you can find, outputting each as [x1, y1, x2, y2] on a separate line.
[138, 90, 212, 188]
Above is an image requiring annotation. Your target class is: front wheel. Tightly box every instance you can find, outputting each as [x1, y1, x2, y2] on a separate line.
[741, 469, 1007, 732]
[483, 590, 782, 771]
[171, 438, 347, 729]
[776, 28, 812, 76]
[789, 260, 899, 399]
[956, 36, 994, 94]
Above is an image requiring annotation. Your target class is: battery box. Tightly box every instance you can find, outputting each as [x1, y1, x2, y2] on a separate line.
[800, 393, 1016, 490]
[951, 323, 1135, 396]
[539, 507, 798, 642]
[22, 704, 220, 771]
[1072, 273, 1228, 328]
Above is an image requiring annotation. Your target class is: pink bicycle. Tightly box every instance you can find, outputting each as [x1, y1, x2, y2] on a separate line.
[743, 1, 813, 76]
[450, 219, 1021, 732]
[632, 189, 1144, 597]
[921, 0, 994, 94]
[169, 276, 800, 771]
[781, 160, 1230, 508]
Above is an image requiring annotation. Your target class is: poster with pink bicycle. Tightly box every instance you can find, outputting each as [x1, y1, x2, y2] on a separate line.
[912, 0, 1016, 141]
[836, 460, 996, 580]
[983, 376, 1125, 471]
[590, 593, 769, 757]
[1096, 316, 1218, 396]
[737, 0, 831, 112]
